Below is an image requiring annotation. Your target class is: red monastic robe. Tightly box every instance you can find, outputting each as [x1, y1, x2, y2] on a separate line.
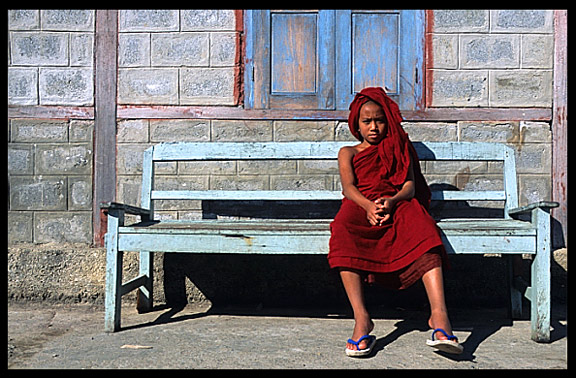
[328, 87, 448, 289]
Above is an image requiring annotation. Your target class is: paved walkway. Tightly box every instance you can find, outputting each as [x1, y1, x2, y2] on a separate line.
[8, 302, 567, 369]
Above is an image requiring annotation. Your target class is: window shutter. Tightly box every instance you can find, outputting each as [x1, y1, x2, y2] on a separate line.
[245, 10, 424, 111]
[247, 10, 335, 110]
[335, 10, 424, 111]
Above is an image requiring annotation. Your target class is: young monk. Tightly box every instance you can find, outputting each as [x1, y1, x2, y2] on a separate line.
[328, 87, 463, 357]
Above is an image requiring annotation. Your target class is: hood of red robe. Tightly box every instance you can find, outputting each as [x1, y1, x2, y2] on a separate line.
[348, 87, 431, 209]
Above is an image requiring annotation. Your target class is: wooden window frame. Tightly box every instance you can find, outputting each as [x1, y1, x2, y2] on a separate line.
[244, 9, 425, 111]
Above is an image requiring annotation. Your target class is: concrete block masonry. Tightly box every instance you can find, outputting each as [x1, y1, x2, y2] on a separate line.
[116, 10, 238, 106]
[151, 33, 209, 67]
[118, 68, 179, 105]
[8, 68, 38, 105]
[8, 10, 95, 106]
[429, 9, 553, 108]
[10, 32, 69, 66]
[460, 35, 520, 69]
[490, 70, 553, 107]
[8, 119, 94, 244]
[431, 71, 488, 107]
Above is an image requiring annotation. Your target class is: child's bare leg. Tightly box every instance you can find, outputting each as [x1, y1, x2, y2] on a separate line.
[421, 266, 453, 340]
[339, 268, 374, 349]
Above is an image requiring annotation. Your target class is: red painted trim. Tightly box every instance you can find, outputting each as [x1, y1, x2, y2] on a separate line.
[114, 105, 551, 122]
[552, 10, 568, 247]
[8, 104, 552, 122]
[8, 105, 94, 119]
[233, 10, 244, 106]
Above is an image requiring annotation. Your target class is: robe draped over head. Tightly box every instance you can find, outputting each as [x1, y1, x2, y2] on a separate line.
[347, 87, 430, 210]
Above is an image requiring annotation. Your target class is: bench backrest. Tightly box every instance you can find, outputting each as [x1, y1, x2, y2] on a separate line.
[141, 141, 518, 219]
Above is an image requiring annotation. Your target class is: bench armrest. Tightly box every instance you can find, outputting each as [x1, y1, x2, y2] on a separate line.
[100, 201, 151, 218]
[508, 201, 559, 216]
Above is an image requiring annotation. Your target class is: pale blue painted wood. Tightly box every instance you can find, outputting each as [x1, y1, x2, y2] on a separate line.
[335, 10, 425, 110]
[141, 147, 154, 219]
[246, 10, 424, 110]
[530, 206, 552, 342]
[249, 10, 335, 110]
[120, 274, 148, 296]
[116, 226, 536, 255]
[150, 141, 511, 161]
[351, 12, 399, 94]
[430, 190, 505, 201]
[104, 208, 123, 333]
[151, 141, 349, 161]
[152, 189, 504, 202]
[270, 12, 317, 94]
[137, 250, 153, 313]
[115, 218, 535, 255]
[103, 141, 556, 342]
[151, 190, 343, 201]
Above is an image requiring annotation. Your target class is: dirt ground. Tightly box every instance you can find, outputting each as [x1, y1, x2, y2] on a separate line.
[8, 301, 567, 369]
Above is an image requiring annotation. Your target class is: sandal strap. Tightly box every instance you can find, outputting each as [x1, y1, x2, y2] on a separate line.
[347, 334, 373, 350]
[431, 328, 458, 342]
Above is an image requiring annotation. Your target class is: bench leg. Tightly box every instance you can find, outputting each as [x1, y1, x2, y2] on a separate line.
[104, 236, 123, 332]
[530, 207, 551, 343]
[507, 255, 523, 319]
[137, 250, 153, 313]
[104, 210, 123, 332]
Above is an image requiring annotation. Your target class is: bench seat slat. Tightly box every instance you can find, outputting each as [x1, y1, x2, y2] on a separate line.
[117, 218, 535, 255]
[117, 233, 534, 255]
[118, 233, 331, 254]
[119, 218, 534, 233]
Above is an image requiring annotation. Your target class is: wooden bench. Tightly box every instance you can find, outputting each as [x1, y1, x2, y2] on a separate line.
[102, 141, 558, 342]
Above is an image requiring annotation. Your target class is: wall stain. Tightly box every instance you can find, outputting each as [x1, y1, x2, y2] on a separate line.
[506, 122, 526, 152]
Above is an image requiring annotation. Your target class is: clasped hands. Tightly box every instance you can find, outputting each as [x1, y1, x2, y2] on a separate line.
[366, 197, 397, 227]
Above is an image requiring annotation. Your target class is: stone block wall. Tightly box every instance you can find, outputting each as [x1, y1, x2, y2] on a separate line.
[8, 10, 94, 106]
[8, 10, 95, 244]
[8, 119, 94, 243]
[117, 10, 237, 105]
[429, 10, 553, 107]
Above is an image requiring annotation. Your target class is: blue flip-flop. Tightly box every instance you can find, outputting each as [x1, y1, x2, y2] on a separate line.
[345, 334, 377, 357]
[426, 328, 464, 354]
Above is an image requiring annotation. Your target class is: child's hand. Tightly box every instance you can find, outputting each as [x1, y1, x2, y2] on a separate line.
[366, 202, 384, 226]
[375, 197, 397, 214]
[372, 197, 398, 226]
[365, 200, 389, 226]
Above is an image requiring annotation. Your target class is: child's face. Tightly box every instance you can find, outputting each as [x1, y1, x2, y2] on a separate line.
[358, 101, 387, 145]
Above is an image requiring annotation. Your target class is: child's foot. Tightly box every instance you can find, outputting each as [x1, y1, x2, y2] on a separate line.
[428, 311, 454, 340]
[346, 318, 375, 351]
[427, 312, 463, 354]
